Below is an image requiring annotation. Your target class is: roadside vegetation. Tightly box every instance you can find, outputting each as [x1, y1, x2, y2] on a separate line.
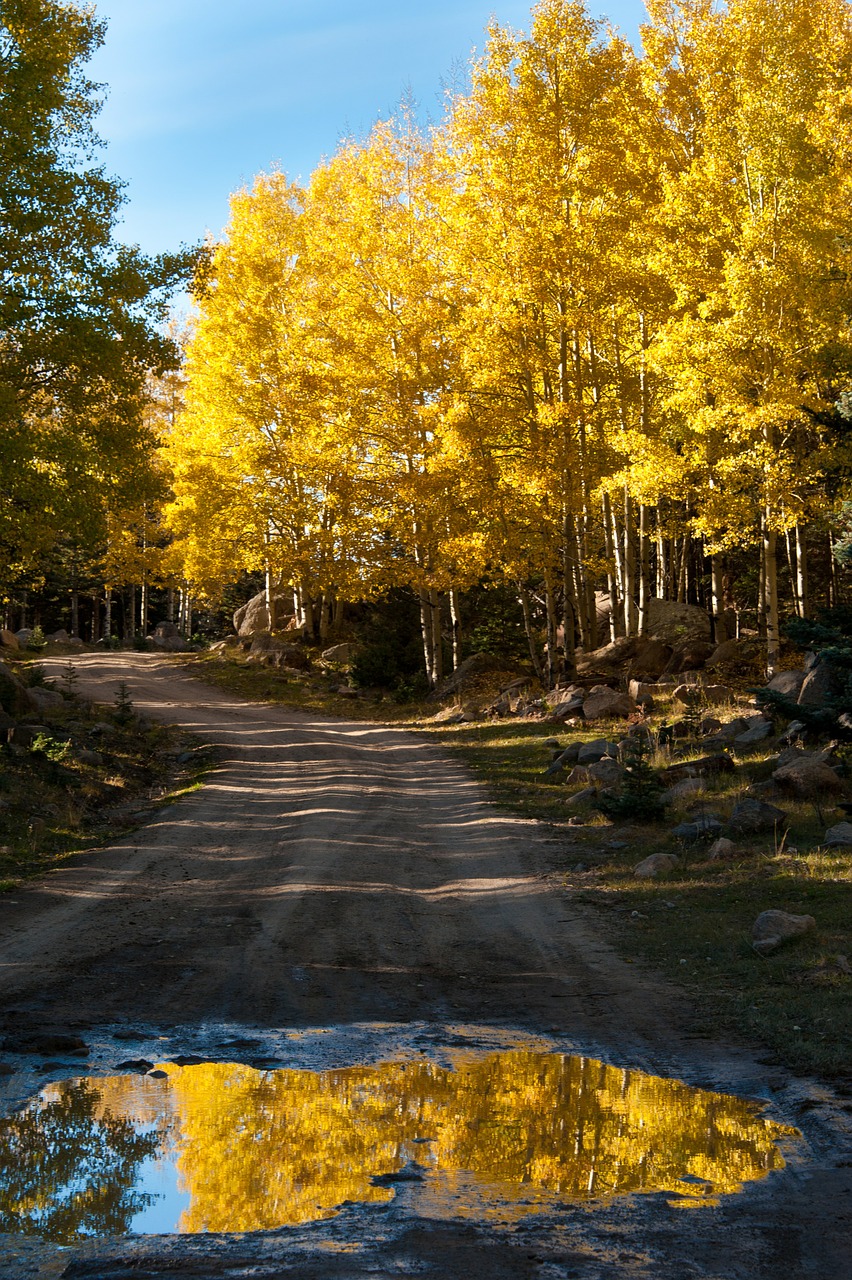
[0, 652, 214, 889]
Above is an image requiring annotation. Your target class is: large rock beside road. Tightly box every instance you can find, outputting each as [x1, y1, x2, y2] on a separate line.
[752, 909, 815, 955]
[148, 621, 188, 652]
[728, 798, 787, 834]
[233, 590, 293, 637]
[0, 629, 19, 651]
[0, 660, 29, 715]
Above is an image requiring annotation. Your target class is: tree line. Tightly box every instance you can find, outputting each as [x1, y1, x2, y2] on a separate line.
[166, 0, 852, 684]
[5, 0, 852, 682]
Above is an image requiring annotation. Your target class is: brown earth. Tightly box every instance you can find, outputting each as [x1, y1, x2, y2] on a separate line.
[0, 653, 849, 1280]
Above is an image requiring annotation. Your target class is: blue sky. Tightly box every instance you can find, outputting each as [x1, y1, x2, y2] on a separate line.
[88, 1, 648, 256]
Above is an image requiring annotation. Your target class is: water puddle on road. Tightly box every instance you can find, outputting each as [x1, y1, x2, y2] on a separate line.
[0, 1050, 796, 1240]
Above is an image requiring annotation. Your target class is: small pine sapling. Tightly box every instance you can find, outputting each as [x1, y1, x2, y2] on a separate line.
[598, 733, 666, 822]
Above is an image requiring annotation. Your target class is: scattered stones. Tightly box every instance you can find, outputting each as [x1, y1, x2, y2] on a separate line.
[634, 852, 681, 879]
[780, 720, 807, 745]
[662, 753, 736, 784]
[752, 909, 816, 955]
[321, 642, 359, 665]
[587, 758, 624, 787]
[148, 621, 188, 652]
[549, 695, 586, 721]
[564, 786, 597, 809]
[823, 821, 852, 847]
[672, 815, 725, 840]
[708, 837, 736, 859]
[772, 755, 842, 798]
[582, 688, 635, 720]
[673, 683, 735, 705]
[660, 777, 704, 806]
[565, 766, 591, 787]
[1, 1032, 88, 1055]
[733, 718, 775, 747]
[115, 1058, 155, 1073]
[767, 669, 806, 699]
[577, 739, 619, 766]
[728, 798, 787, 835]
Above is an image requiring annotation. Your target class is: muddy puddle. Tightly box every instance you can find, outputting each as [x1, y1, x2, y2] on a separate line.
[0, 1047, 798, 1241]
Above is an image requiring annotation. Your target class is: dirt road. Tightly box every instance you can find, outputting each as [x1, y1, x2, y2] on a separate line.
[0, 653, 849, 1279]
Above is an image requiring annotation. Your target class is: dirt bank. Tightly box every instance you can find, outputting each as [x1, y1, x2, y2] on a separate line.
[0, 653, 849, 1279]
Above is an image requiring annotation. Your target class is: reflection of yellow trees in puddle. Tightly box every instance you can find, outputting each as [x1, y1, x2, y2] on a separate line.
[3, 1052, 797, 1238]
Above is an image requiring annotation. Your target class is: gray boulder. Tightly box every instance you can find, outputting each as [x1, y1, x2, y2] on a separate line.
[630, 637, 673, 679]
[728, 798, 787, 835]
[564, 786, 597, 809]
[647, 599, 711, 642]
[25, 686, 64, 713]
[587, 758, 623, 787]
[768, 669, 806, 699]
[772, 754, 842, 798]
[634, 852, 680, 879]
[233, 590, 293, 638]
[797, 660, 837, 707]
[734, 717, 774, 747]
[823, 821, 852, 847]
[708, 837, 736, 859]
[582, 688, 635, 721]
[14, 628, 32, 645]
[660, 777, 705, 806]
[577, 739, 619, 766]
[672, 815, 724, 840]
[752, 909, 816, 955]
[321, 642, 359, 665]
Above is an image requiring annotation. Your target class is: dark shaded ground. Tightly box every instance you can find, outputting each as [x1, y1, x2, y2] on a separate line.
[0, 654, 849, 1279]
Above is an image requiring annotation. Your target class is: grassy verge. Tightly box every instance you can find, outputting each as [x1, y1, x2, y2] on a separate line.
[0, 658, 215, 887]
[186, 646, 851, 1079]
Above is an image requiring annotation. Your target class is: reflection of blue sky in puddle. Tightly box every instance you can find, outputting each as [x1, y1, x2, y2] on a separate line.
[0, 1051, 798, 1241]
[129, 1154, 191, 1235]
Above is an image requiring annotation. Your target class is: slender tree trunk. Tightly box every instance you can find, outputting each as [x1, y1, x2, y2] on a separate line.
[757, 534, 767, 639]
[795, 524, 808, 618]
[104, 588, 112, 639]
[763, 515, 780, 676]
[829, 532, 839, 608]
[70, 586, 79, 638]
[167, 588, 175, 623]
[562, 517, 578, 678]
[711, 554, 727, 644]
[623, 491, 638, 635]
[676, 535, 688, 603]
[140, 577, 148, 636]
[419, 589, 435, 688]
[128, 584, 136, 639]
[430, 590, 443, 685]
[544, 570, 559, 688]
[601, 493, 620, 643]
[637, 503, 651, 636]
[448, 588, 461, 672]
[518, 582, 544, 682]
